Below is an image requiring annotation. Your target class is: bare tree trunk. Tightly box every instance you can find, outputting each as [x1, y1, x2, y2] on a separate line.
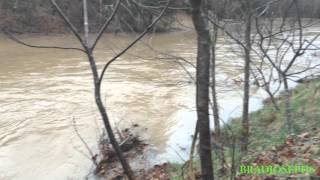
[230, 136, 237, 180]
[210, 16, 226, 176]
[189, 0, 214, 179]
[283, 76, 293, 135]
[240, 7, 252, 153]
[86, 52, 135, 179]
[83, 1, 135, 179]
[211, 23, 220, 138]
[266, 89, 280, 111]
[188, 121, 199, 180]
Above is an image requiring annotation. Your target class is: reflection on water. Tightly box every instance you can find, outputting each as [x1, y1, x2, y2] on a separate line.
[1, 29, 318, 179]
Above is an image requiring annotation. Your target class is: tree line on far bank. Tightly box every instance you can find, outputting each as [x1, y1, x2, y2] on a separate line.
[0, 0, 179, 33]
[1, 0, 320, 34]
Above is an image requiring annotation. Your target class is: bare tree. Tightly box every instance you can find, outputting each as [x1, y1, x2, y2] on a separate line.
[206, 0, 255, 153]
[206, 0, 221, 139]
[3, 0, 170, 179]
[254, 0, 320, 135]
[204, 1, 230, 176]
[238, 0, 254, 153]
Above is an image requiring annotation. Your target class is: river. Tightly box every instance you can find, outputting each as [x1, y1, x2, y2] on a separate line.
[0, 28, 319, 179]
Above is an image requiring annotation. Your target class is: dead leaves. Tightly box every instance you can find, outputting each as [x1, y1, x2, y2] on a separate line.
[279, 148, 296, 159]
[149, 163, 170, 180]
[237, 130, 320, 180]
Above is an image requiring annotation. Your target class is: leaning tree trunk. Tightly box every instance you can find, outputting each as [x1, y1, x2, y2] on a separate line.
[189, 0, 214, 179]
[211, 22, 226, 176]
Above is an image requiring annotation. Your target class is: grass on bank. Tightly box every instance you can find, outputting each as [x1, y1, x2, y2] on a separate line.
[168, 79, 320, 179]
[244, 79, 320, 153]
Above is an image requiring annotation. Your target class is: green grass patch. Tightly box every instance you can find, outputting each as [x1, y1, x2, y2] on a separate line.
[169, 80, 320, 178]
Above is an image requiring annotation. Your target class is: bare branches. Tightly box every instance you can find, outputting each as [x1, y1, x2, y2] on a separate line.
[47, 1, 172, 179]
[72, 117, 98, 166]
[3, 0, 94, 53]
[91, 0, 121, 50]
[251, 0, 320, 135]
[50, 0, 86, 48]
[2, 29, 85, 53]
[205, 16, 247, 50]
[98, 0, 171, 84]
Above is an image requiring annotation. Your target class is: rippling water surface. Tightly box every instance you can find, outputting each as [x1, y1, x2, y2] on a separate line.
[1, 29, 318, 179]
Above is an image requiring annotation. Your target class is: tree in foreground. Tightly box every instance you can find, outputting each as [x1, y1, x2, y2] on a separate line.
[189, 0, 214, 179]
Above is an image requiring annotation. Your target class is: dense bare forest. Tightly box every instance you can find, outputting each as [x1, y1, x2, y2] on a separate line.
[1, 0, 320, 180]
[0, 0, 181, 33]
[1, 0, 320, 33]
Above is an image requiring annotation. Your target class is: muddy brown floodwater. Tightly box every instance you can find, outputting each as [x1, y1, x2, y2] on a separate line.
[1, 29, 318, 179]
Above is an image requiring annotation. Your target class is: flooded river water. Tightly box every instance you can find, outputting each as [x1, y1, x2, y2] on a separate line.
[0, 29, 318, 179]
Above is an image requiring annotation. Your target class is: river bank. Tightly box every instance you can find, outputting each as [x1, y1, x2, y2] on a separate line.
[166, 79, 320, 179]
[90, 78, 320, 179]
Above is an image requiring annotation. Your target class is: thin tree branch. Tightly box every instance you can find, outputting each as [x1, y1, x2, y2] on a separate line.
[72, 117, 98, 166]
[50, 0, 87, 48]
[91, 0, 122, 50]
[3, 29, 85, 53]
[98, 0, 171, 84]
[206, 16, 247, 50]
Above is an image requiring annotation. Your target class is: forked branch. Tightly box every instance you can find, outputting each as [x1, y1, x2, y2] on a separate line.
[98, 0, 171, 84]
